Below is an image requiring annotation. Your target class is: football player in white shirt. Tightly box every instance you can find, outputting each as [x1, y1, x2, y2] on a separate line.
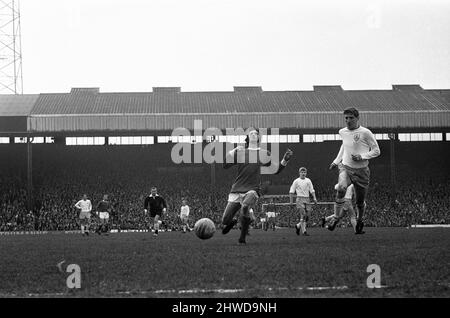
[74, 194, 92, 236]
[322, 184, 357, 232]
[329, 108, 380, 234]
[180, 199, 191, 233]
[289, 167, 318, 236]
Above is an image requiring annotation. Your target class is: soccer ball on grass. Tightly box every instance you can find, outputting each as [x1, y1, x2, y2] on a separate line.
[194, 218, 216, 240]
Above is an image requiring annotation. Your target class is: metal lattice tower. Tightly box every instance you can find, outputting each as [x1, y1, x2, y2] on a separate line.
[0, 0, 23, 94]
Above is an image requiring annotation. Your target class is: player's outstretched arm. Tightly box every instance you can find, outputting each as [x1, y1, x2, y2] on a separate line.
[222, 146, 245, 169]
[273, 148, 293, 175]
[223, 146, 243, 169]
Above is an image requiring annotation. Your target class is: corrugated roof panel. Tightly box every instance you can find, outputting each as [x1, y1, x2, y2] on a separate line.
[29, 89, 449, 115]
[0, 94, 39, 116]
[27, 111, 450, 132]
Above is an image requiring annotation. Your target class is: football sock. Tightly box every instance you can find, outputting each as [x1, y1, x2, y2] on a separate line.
[334, 198, 345, 220]
[351, 217, 357, 231]
[301, 220, 307, 233]
[239, 216, 251, 241]
[356, 202, 366, 222]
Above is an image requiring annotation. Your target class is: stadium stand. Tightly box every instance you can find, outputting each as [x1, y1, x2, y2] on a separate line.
[0, 141, 449, 231]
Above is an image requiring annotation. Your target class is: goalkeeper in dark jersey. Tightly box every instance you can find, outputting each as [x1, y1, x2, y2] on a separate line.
[222, 128, 293, 244]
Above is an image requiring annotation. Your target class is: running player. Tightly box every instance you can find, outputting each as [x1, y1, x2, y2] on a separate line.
[221, 128, 293, 244]
[329, 107, 380, 234]
[144, 187, 167, 236]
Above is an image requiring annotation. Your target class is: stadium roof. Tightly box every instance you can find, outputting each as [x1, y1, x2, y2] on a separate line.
[1, 85, 449, 134]
[30, 85, 449, 115]
[0, 94, 39, 116]
[0, 94, 39, 133]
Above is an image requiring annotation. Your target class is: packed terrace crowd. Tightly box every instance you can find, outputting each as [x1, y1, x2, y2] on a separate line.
[1, 143, 449, 231]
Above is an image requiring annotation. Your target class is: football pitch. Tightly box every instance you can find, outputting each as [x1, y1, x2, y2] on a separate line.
[0, 227, 449, 298]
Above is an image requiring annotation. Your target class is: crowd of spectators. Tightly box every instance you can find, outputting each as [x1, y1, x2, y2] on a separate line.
[1, 143, 449, 231]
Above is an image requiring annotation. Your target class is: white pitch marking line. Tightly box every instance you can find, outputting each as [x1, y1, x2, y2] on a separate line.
[120, 286, 348, 295]
[2, 285, 393, 297]
[304, 286, 349, 291]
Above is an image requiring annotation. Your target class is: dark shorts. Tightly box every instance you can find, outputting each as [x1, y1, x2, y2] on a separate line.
[149, 210, 162, 218]
[339, 164, 370, 189]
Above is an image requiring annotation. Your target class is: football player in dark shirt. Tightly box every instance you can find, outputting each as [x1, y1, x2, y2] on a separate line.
[96, 194, 111, 235]
[144, 187, 167, 236]
[222, 128, 293, 244]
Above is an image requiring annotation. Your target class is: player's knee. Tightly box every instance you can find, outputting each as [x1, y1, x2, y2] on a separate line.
[243, 196, 256, 207]
[222, 214, 232, 225]
[241, 205, 250, 217]
[336, 185, 346, 197]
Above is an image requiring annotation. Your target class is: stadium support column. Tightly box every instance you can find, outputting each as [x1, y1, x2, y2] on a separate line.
[27, 136, 33, 212]
[389, 133, 396, 200]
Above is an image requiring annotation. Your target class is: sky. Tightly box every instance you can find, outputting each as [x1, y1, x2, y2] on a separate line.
[16, 0, 450, 93]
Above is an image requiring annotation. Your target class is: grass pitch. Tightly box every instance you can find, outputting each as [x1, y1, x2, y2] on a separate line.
[0, 227, 449, 297]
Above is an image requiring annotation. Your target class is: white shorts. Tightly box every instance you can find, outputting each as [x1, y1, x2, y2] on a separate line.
[266, 212, 276, 218]
[296, 197, 312, 212]
[98, 212, 109, 219]
[79, 212, 91, 220]
[180, 214, 189, 222]
[228, 190, 259, 204]
[260, 218, 266, 222]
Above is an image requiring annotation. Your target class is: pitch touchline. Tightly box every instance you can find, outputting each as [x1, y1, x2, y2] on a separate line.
[0, 285, 395, 297]
[118, 286, 350, 295]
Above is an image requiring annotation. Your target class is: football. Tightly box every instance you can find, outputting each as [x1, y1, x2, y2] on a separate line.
[194, 218, 216, 240]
